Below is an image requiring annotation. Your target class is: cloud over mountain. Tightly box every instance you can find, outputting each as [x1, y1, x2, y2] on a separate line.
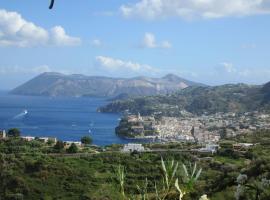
[96, 56, 158, 75]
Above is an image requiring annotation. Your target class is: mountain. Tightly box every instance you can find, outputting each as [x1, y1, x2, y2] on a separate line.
[261, 81, 270, 105]
[99, 82, 270, 116]
[10, 72, 204, 97]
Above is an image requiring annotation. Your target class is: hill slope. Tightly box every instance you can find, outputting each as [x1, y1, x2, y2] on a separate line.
[99, 82, 270, 116]
[10, 72, 204, 97]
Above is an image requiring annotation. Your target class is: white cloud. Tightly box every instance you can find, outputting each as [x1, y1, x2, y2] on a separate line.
[50, 26, 81, 46]
[142, 32, 172, 49]
[219, 62, 237, 73]
[120, 0, 270, 20]
[95, 56, 158, 75]
[143, 32, 156, 48]
[0, 9, 81, 47]
[91, 39, 103, 47]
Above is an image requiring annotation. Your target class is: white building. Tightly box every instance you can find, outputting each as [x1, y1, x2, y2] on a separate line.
[39, 137, 57, 143]
[0, 130, 6, 139]
[21, 136, 35, 141]
[64, 141, 82, 148]
[198, 144, 220, 154]
[122, 143, 144, 152]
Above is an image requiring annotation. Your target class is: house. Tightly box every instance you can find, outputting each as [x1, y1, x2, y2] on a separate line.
[64, 141, 82, 148]
[198, 144, 220, 154]
[233, 143, 255, 151]
[0, 130, 6, 139]
[21, 136, 35, 141]
[39, 137, 57, 143]
[122, 143, 144, 152]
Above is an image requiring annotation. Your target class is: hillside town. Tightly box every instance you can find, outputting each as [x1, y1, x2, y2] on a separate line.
[116, 111, 270, 144]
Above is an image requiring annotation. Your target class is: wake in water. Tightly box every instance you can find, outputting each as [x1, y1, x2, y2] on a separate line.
[13, 110, 28, 120]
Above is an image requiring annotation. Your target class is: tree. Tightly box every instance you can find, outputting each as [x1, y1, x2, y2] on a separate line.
[47, 139, 55, 146]
[54, 141, 64, 151]
[81, 136, 92, 145]
[7, 128, 21, 137]
[67, 143, 78, 153]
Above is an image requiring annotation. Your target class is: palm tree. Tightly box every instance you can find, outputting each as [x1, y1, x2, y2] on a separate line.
[49, 0, 55, 9]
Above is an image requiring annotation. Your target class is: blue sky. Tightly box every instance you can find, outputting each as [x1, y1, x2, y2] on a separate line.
[0, 0, 270, 89]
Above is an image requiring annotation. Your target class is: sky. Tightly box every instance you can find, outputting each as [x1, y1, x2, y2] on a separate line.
[1, 0, 270, 89]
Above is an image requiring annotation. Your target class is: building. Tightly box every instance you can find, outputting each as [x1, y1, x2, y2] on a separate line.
[0, 130, 6, 139]
[122, 143, 145, 152]
[64, 141, 82, 148]
[131, 126, 144, 135]
[21, 136, 35, 141]
[39, 137, 57, 143]
[233, 143, 255, 151]
[198, 144, 220, 154]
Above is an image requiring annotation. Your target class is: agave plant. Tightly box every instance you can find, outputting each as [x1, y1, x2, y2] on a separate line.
[116, 165, 126, 199]
[153, 157, 188, 200]
[136, 178, 149, 200]
[175, 178, 186, 200]
[182, 162, 202, 191]
[115, 158, 204, 200]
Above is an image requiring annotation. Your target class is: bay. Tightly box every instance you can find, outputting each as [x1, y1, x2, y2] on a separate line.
[0, 91, 134, 146]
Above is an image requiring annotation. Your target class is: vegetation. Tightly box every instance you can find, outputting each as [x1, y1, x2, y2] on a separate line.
[7, 128, 21, 138]
[99, 83, 270, 116]
[0, 130, 270, 199]
[54, 140, 65, 152]
[67, 143, 78, 153]
[116, 158, 204, 200]
[81, 136, 93, 145]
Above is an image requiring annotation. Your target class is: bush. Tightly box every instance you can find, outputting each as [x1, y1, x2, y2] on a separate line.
[54, 141, 64, 152]
[7, 128, 21, 138]
[81, 136, 92, 145]
[67, 143, 78, 154]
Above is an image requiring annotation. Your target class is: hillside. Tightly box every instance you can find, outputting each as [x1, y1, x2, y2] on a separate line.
[99, 82, 270, 116]
[10, 72, 204, 97]
[1, 130, 270, 200]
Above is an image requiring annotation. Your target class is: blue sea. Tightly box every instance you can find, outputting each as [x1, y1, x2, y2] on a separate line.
[0, 91, 136, 146]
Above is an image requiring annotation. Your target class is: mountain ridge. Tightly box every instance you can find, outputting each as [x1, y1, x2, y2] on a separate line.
[99, 82, 270, 116]
[10, 72, 204, 97]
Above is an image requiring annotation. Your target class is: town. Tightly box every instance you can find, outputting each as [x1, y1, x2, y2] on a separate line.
[1, 111, 269, 155]
[116, 111, 270, 144]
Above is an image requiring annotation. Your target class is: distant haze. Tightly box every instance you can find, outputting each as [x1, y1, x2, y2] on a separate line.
[10, 72, 204, 97]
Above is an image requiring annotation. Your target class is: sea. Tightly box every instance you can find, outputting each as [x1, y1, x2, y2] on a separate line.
[0, 91, 141, 146]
